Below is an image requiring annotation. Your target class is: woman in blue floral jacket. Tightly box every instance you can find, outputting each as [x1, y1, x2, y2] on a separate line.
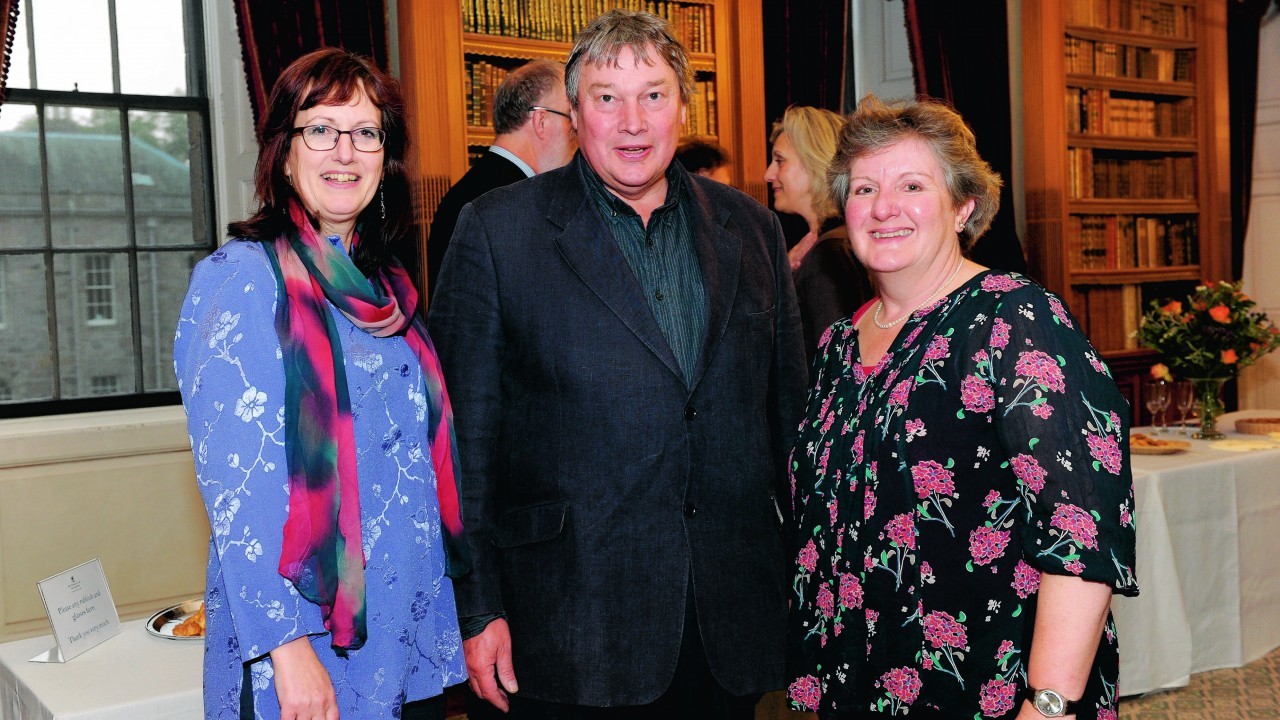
[786, 95, 1138, 720]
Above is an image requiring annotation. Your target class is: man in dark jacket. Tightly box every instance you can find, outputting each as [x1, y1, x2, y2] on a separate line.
[426, 59, 576, 298]
[429, 10, 807, 719]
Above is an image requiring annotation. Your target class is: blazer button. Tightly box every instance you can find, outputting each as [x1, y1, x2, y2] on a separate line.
[684, 405, 697, 421]
[684, 502, 698, 517]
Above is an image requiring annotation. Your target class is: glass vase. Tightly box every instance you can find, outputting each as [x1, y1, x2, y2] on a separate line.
[1190, 377, 1228, 440]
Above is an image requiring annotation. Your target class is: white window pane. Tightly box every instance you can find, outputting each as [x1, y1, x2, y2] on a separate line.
[117, 0, 190, 96]
[0, 106, 47, 249]
[139, 250, 206, 391]
[31, 0, 114, 93]
[130, 110, 211, 246]
[54, 253, 137, 398]
[7, 6, 31, 90]
[0, 254, 54, 403]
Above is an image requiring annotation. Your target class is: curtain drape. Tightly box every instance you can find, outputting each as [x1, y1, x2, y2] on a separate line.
[902, 0, 1028, 276]
[233, 0, 389, 129]
[762, 0, 847, 123]
[0, 0, 20, 105]
[1228, 0, 1275, 279]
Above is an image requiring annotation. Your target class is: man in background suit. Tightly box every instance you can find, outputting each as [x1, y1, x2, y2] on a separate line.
[426, 59, 576, 298]
[429, 9, 807, 720]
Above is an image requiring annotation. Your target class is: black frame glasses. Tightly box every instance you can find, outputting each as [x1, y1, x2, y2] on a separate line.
[290, 125, 387, 152]
[529, 105, 572, 121]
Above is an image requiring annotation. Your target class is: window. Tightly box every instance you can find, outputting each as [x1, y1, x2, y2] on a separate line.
[0, 0, 215, 413]
[83, 254, 115, 324]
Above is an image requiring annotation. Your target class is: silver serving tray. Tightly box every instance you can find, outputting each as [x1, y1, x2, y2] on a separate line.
[145, 598, 204, 640]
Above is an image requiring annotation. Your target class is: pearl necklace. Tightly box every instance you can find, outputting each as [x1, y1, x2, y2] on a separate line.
[872, 259, 966, 330]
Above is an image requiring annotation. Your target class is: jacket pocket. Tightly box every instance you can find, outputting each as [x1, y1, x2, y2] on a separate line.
[492, 501, 568, 548]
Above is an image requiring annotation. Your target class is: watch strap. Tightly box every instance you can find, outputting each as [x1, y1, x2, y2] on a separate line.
[1022, 685, 1080, 716]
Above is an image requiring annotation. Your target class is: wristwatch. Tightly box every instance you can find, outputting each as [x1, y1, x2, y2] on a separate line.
[1023, 686, 1079, 717]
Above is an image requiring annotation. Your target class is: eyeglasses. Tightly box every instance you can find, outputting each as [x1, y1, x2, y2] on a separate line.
[290, 124, 387, 152]
[529, 105, 572, 121]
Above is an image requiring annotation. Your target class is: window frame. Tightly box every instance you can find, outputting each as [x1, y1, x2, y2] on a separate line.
[0, 0, 216, 417]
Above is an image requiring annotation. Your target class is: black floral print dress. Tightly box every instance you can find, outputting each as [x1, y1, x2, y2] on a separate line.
[786, 271, 1139, 719]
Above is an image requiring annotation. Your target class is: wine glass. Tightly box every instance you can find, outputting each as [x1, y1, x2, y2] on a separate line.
[1174, 380, 1195, 436]
[1144, 380, 1171, 434]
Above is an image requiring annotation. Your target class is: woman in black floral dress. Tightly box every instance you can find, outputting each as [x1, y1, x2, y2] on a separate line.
[786, 95, 1138, 720]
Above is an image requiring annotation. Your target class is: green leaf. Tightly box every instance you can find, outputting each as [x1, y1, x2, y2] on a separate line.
[956, 409, 966, 419]
[1012, 604, 1022, 618]
[1028, 438, 1040, 449]
[1057, 355, 1067, 366]
[966, 560, 974, 573]
[957, 611, 967, 622]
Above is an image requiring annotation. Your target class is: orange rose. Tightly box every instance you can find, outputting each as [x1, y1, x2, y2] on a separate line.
[1222, 349, 1239, 365]
[1161, 300, 1183, 315]
[1150, 363, 1173, 382]
[1209, 305, 1232, 323]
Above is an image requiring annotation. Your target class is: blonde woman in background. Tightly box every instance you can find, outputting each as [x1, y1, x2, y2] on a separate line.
[766, 106, 873, 359]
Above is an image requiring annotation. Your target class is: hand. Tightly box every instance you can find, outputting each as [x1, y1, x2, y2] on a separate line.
[788, 230, 820, 272]
[270, 636, 339, 720]
[463, 618, 518, 712]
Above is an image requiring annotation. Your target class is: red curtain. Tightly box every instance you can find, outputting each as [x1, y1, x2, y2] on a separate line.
[0, 0, 19, 105]
[233, 0, 390, 129]
[902, 0, 1028, 276]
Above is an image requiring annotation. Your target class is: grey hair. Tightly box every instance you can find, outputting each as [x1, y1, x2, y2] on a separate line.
[492, 59, 566, 135]
[828, 94, 1002, 248]
[565, 9, 693, 110]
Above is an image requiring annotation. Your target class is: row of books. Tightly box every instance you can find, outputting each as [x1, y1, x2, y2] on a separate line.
[1069, 214, 1199, 270]
[1065, 0, 1196, 39]
[1065, 37, 1194, 83]
[464, 59, 717, 135]
[1067, 149, 1196, 199]
[462, 0, 714, 53]
[1079, 285, 1143, 351]
[1066, 88, 1195, 137]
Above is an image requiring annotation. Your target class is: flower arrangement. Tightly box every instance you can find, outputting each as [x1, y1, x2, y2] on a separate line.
[1137, 281, 1280, 380]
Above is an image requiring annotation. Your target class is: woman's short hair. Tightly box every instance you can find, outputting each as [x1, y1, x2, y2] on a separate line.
[229, 47, 410, 273]
[828, 94, 1002, 248]
[771, 106, 845, 223]
[564, 9, 693, 110]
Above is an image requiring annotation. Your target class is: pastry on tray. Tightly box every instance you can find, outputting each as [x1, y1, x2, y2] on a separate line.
[172, 602, 206, 637]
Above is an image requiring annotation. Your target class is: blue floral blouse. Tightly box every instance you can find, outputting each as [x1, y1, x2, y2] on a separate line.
[174, 240, 466, 719]
[786, 271, 1138, 719]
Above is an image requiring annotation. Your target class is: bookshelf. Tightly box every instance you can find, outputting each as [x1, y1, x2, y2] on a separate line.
[397, 1, 768, 291]
[1021, 0, 1230, 411]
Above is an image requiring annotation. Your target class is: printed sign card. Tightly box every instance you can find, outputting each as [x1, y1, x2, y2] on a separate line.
[31, 558, 121, 663]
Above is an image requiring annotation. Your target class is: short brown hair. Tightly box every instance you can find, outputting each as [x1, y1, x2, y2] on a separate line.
[829, 95, 1002, 248]
[228, 48, 410, 272]
[565, 10, 693, 110]
[493, 59, 566, 135]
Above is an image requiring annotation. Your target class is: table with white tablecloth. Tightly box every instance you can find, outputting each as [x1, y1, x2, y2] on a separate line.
[1113, 431, 1280, 695]
[0, 618, 201, 719]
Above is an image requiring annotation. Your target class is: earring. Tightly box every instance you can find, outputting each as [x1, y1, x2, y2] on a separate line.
[379, 183, 385, 222]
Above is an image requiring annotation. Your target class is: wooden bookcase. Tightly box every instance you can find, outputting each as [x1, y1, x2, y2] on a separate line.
[397, 0, 768, 291]
[1021, 0, 1231, 412]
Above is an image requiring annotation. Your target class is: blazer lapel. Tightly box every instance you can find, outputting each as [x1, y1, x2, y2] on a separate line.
[549, 164, 686, 382]
[687, 180, 741, 390]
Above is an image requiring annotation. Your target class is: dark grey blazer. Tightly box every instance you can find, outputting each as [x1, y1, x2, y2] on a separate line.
[427, 156, 807, 706]
[427, 150, 529, 298]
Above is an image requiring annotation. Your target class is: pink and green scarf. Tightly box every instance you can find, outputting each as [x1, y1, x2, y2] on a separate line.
[262, 200, 468, 652]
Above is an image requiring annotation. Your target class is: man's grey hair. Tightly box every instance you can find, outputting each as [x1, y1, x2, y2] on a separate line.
[564, 9, 693, 110]
[493, 59, 566, 135]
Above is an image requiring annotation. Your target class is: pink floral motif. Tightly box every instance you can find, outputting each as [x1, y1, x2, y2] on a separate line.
[911, 460, 956, 498]
[906, 418, 925, 435]
[903, 325, 925, 347]
[973, 348, 991, 364]
[798, 539, 819, 572]
[1010, 454, 1047, 493]
[969, 526, 1011, 566]
[1014, 350, 1067, 393]
[922, 610, 968, 650]
[1012, 560, 1041, 598]
[961, 374, 995, 413]
[990, 317, 1011, 349]
[924, 335, 950, 361]
[1031, 402, 1055, 419]
[981, 274, 1022, 292]
[1088, 352, 1108, 374]
[788, 675, 822, 711]
[978, 678, 1017, 717]
[1097, 708, 1119, 720]
[828, 499, 839, 528]
[1051, 504, 1099, 550]
[1087, 433, 1123, 475]
[1047, 295, 1074, 329]
[886, 513, 917, 550]
[982, 490, 1001, 508]
[1120, 505, 1133, 527]
[995, 639, 1014, 660]
[920, 561, 934, 581]
[880, 667, 922, 705]
[816, 583, 835, 618]
[889, 378, 915, 407]
[1064, 559, 1086, 575]
[839, 573, 864, 609]
[852, 431, 865, 464]
[864, 483, 877, 519]
[865, 553, 877, 570]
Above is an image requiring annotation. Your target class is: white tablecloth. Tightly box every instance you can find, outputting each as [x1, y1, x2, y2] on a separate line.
[0, 618, 201, 719]
[1113, 431, 1280, 695]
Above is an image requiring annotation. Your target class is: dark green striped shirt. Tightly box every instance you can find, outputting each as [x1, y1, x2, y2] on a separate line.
[580, 159, 707, 385]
